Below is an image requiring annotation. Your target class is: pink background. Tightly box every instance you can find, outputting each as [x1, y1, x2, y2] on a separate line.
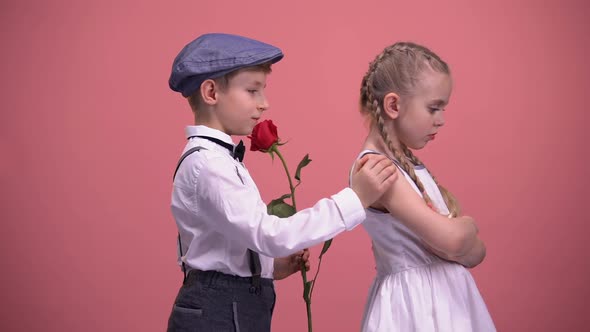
[2, 0, 589, 331]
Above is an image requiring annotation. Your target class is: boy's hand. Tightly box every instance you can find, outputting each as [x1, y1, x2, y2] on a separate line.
[273, 249, 310, 280]
[351, 154, 398, 208]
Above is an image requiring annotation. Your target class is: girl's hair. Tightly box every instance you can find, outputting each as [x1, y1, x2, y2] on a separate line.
[359, 42, 460, 217]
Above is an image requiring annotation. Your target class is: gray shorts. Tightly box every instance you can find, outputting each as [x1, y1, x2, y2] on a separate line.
[167, 269, 276, 332]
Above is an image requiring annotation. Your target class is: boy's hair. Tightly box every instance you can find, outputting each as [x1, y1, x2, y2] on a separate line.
[188, 62, 273, 112]
[359, 42, 460, 217]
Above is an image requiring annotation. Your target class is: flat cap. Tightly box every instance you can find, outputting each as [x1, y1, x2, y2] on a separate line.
[169, 33, 284, 97]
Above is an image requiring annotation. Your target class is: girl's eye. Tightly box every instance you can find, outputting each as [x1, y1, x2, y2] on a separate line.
[429, 108, 440, 113]
[248, 89, 258, 94]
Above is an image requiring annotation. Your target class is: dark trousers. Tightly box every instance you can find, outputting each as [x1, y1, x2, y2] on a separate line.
[167, 270, 276, 332]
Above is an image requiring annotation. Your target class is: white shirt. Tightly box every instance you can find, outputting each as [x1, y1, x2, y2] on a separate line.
[171, 125, 366, 278]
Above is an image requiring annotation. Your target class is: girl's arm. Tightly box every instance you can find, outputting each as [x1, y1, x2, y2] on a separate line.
[423, 237, 487, 268]
[454, 237, 486, 268]
[378, 174, 479, 257]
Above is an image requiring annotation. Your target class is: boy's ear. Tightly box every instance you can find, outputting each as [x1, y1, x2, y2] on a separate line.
[200, 79, 218, 105]
[382, 92, 400, 119]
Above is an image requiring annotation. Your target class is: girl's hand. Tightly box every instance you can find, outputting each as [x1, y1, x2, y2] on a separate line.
[456, 215, 479, 234]
[273, 249, 310, 280]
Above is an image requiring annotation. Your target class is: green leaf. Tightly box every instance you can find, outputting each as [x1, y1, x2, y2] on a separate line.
[294, 154, 312, 182]
[319, 239, 333, 258]
[267, 197, 296, 218]
[277, 194, 292, 200]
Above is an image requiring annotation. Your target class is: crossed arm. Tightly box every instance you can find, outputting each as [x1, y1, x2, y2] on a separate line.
[421, 233, 486, 268]
[377, 170, 486, 268]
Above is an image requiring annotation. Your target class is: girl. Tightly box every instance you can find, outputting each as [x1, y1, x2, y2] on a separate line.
[353, 42, 496, 331]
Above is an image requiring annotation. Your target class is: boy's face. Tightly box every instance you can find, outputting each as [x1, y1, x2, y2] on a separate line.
[214, 70, 269, 136]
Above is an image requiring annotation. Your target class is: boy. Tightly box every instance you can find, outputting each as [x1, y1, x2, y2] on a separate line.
[166, 33, 397, 331]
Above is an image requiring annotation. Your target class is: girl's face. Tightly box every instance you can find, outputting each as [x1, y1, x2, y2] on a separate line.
[395, 69, 452, 150]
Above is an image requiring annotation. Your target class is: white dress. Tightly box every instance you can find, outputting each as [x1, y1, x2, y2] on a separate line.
[357, 150, 496, 332]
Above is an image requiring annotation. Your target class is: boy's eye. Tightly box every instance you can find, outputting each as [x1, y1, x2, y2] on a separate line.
[248, 89, 258, 94]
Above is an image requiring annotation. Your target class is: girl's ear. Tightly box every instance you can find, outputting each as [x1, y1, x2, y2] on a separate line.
[383, 92, 400, 120]
[200, 79, 218, 105]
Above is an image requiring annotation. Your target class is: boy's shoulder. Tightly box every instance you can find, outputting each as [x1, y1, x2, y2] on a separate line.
[174, 143, 238, 182]
[179, 142, 232, 167]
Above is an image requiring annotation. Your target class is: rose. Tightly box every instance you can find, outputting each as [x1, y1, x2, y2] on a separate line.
[249, 120, 329, 332]
[248, 119, 278, 152]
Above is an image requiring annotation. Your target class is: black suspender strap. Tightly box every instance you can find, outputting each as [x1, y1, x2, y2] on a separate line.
[173, 146, 206, 180]
[248, 249, 262, 293]
[173, 146, 206, 283]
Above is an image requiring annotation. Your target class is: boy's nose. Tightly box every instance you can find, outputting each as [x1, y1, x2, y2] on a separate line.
[258, 98, 269, 112]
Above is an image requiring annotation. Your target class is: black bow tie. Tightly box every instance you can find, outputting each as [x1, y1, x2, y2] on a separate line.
[191, 135, 245, 162]
[233, 140, 245, 162]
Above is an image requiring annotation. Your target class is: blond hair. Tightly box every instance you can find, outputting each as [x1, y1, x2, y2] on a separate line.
[360, 42, 460, 217]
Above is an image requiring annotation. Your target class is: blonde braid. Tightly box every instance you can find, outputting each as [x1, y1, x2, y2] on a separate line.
[401, 145, 460, 217]
[361, 46, 435, 208]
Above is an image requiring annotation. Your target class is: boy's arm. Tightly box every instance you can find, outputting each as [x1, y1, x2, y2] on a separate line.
[194, 154, 393, 258]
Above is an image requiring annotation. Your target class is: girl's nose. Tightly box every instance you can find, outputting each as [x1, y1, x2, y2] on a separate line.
[435, 113, 445, 127]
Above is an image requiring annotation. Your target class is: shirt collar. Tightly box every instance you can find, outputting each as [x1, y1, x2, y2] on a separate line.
[185, 125, 235, 146]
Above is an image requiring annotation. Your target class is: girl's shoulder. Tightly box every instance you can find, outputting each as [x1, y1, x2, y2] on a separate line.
[357, 149, 403, 170]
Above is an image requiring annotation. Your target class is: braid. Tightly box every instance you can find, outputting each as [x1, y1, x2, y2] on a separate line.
[360, 45, 396, 110]
[378, 120, 434, 209]
[361, 45, 434, 209]
[359, 41, 458, 216]
[401, 145, 460, 217]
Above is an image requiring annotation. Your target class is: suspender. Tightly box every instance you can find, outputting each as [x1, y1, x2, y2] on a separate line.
[173, 146, 206, 283]
[173, 145, 262, 291]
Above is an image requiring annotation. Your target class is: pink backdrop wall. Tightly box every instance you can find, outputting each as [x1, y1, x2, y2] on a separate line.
[2, 0, 589, 331]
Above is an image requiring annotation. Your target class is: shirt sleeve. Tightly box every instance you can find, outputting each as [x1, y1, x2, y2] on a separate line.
[194, 154, 366, 258]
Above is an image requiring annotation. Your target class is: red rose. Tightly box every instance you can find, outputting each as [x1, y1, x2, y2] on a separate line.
[248, 119, 279, 151]
[249, 118, 318, 331]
